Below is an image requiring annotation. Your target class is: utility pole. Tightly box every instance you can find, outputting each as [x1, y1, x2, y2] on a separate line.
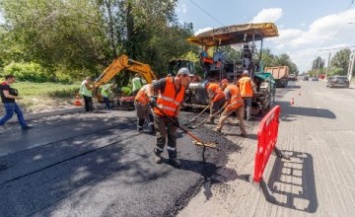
[326, 52, 332, 76]
[347, 49, 355, 83]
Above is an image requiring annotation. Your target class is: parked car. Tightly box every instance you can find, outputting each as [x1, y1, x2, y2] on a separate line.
[311, 77, 319, 81]
[303, 76, 309, 81]
[327, 76, 350, 88]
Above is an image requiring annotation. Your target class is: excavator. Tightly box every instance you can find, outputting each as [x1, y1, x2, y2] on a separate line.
[93, 54, 157, 109]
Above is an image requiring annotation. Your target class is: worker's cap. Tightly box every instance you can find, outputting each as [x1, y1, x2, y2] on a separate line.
[220, 79, 229, 85]
[177, 67, 191, 76]
[242, 70, 249, 75]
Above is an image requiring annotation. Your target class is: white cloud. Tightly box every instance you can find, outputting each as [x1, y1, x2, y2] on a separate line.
[176, 2, 187, 14]
[268, 8, 355, 72]
[251, 8, 283, 23]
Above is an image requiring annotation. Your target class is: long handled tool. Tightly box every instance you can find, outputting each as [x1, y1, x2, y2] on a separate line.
[185, 103, 210, 125]
[189, 103, 227, 129]
[154, 105, 217, 148]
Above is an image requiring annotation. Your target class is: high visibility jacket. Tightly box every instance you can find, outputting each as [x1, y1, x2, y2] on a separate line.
[132, 77, 143, 92]
[135, 84, 150, 106]
[80, 80, 92, 97]
[225, 84, 244, 111]
[237, 76, 254, 97]
[154, 77, 185, 117]
[101, 84, 111, 98]
[207, 83, 225, 102]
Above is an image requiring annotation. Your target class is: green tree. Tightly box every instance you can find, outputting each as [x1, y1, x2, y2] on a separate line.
[330, 48, 351, 75]
[312, 56, 325, 70]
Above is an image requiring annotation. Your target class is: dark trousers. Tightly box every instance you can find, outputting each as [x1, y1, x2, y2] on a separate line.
[83, 95, 93, 112]
[154, 115, 178, 159]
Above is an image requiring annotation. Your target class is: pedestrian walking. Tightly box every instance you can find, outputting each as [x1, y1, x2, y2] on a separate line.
[215, 79, 247, 137]
[79, 77, 94, 112]
[147, 68, 191, 167]
[0, 75, 32, 130]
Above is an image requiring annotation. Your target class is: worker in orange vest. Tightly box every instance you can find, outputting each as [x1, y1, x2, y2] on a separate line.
[147, 68, 191, 167]
[215, 79, 247, 137]
[134, 81, 157, 133]
[204, 81, 225, 124]
[237, 70, 256, 121]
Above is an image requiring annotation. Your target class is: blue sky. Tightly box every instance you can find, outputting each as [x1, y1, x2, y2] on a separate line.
[176, 0, 355, 72]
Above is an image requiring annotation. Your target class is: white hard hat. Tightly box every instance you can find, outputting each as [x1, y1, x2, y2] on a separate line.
[243, 70, 249, 75]
[177, 67, 191, 76]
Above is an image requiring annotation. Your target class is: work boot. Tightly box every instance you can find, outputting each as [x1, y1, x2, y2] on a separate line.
[137, 126, 143, 132]
[148, 122, 155, 134]
[154, 150, 162, 164]
[22, 125, 33, 130]
[214, 128, 221, 133]
[169, 158, 181, 167]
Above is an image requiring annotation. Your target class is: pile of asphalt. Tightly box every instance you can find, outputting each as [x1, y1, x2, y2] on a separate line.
[166, 112, 244, 216]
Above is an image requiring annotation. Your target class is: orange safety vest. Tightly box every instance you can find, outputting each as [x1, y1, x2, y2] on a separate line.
[154, 77, 185, 117]
[208, 83, 225, 102]
[238, 76, 254, 97]
[134, 84, 150, 106]
[225, 84, 244, 111]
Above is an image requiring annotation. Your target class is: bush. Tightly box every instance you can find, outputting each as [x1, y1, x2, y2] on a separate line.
[4, 62, 51, 82]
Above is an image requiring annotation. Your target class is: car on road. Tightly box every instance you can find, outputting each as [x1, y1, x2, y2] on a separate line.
[303, 76, 309, 81]
[327, 76, 350, 88]
[311, 77, 319, 81]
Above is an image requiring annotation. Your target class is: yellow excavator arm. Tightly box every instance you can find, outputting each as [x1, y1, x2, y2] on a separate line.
[94, 54, 157, 87]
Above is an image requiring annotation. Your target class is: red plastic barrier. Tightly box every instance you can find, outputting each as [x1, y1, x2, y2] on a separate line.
[253, 105, 281, 183]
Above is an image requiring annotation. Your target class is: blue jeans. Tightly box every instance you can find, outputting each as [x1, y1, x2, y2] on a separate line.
[0, 102, 27, 127]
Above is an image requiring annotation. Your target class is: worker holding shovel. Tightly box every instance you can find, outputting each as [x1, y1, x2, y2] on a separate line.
[147, 68, 191, 167]
[214, 79, 247, 137]
[204, 81, 225, 124]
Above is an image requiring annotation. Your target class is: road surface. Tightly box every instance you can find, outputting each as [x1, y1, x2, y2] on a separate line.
[1, 79, 354, 216]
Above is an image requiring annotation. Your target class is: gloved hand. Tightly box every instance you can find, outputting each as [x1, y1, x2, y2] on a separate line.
[149, 96, 157, 107]
[173, 117, 180, 127]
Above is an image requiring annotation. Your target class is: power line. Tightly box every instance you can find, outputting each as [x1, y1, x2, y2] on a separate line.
[188, 0, 224, 26]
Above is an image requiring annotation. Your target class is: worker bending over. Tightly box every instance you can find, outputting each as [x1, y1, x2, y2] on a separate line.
[147, 68, 191, 167]
[215, 79, 247, 137]
[204, 81, 225, 124]
[134, 81, 156, 133]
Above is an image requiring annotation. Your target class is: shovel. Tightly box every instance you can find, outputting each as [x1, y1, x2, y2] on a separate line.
[185, 103, 210, 126]
[189, 103, 227, 129]
[153, 105, 217, 148]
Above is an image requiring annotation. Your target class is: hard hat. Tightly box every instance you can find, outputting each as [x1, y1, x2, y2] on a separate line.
[152, 79, 157, 83]
[242, 70, 249, 75]
[177, 67, 191, 76]
[220, 79, 228, 85]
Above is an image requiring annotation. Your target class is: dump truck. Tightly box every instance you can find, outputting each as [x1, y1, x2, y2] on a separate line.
[264, 66, 289, 88]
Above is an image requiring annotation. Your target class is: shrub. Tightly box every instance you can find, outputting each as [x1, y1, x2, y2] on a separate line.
[4, 62, 51, 82]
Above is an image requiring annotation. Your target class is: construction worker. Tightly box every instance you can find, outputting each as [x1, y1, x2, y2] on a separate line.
[0, 75, 33, 130]
[237, 70, 256, 121]
[204, 81, 225, 124]
[215, 79, 247, 137]
[134, 81, 156, 133]
[101, 83, 114, 109]
[132, 74, 143, 95]
[79, 76, 94, 112]
[147, 67, 191, 167]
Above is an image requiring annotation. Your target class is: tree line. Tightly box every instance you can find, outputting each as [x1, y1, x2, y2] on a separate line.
[0, 0, 299, 84]
[308, 48, 355, 77]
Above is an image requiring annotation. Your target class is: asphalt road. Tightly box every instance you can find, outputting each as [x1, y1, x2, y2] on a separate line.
[179, 79, 355, 217]
[0, 107, 238, 216]
[2, 79, 354, 217]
